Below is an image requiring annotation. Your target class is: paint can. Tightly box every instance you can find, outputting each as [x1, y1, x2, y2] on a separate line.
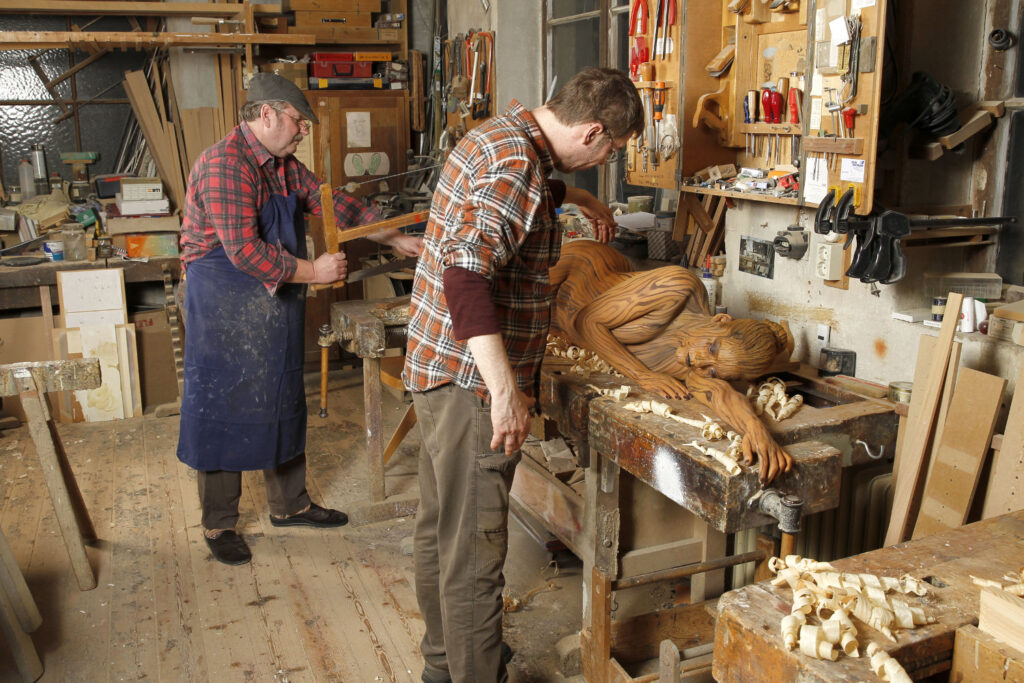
[887, 381, 913, 404]
[931, 296, 947, 321]
[43, 240, 64, 261]
[819, 346, 856, 377]
[627, 195, 653, 213]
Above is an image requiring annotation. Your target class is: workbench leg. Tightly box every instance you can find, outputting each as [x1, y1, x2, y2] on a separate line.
[363, 356, 385, 503]
[690, 521, 726, 603]
[18, 388, 96, 591]
[382, 402, 416, 464]
[587, 566, 613, 683]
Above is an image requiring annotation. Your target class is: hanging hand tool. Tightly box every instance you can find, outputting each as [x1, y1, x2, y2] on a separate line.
[743, 95, 752, 156]
[770, 88, 783, 165]
[746, 89, 759, 156]
[842, 106, 857, 138]
[662, 0, 677, 57]
[761, 87, 773, 164]
[653, 80, 666, 151]
[629, 0, 649, 36]
[788, 86, 802, 124]
[642, 84, 658, 170]
[652, 0, 664, 60]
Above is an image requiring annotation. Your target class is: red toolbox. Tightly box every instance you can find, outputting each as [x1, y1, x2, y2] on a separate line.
[311, 52, 373, 78]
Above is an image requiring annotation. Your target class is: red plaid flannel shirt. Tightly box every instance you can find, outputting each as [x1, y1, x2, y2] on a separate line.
[179, 123, 378, 294]
[404, 100, 562, 399]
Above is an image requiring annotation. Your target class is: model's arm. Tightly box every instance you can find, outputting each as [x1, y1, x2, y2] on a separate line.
[683, 371, 792, 485]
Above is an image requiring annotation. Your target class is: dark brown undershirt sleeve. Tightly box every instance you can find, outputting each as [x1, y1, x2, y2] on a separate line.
[443, 266, 500, 340]
[547, 179, 567, 208]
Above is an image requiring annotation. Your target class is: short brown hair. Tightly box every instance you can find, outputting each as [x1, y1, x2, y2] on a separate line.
[546, 67, 643, 140]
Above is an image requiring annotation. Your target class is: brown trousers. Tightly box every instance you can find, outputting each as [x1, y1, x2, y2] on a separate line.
[198, 453, 311, 530]
[412, 384, 520, 683]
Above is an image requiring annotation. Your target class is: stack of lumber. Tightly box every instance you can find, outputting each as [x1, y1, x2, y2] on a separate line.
[674, 192, 727, 268]
[884, 292, 1022, 546]
[123, 53, 240, 210]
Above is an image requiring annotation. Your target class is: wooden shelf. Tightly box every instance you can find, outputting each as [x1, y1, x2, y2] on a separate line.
[0, 31, 315, 50]
[681, 183, 801, 206]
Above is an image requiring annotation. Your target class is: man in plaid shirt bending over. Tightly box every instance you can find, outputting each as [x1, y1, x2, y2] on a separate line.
[404, 67, 643, 683]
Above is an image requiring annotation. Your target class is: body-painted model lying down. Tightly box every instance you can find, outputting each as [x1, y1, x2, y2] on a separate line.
[550, 239, 793, 484]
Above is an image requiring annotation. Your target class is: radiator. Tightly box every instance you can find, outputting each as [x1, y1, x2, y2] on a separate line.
[730, 462, 894, 588]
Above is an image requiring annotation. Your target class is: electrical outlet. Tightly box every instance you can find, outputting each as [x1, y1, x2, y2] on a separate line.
[815, 242, 844, 280]
[816, 324, 831, 348]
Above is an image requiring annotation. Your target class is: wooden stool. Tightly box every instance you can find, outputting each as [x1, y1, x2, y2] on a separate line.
[1, 359, 100, 591]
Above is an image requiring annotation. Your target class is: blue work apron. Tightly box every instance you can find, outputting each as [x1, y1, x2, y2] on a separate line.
[177, 193, 307, 471]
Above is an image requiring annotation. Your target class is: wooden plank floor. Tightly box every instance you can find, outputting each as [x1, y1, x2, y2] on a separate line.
[0, 369, 582, 682]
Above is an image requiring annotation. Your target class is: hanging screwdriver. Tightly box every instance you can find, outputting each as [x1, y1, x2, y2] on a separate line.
[769, 88, 783, 166]
[743, 94, 752, 156]
[761, 87, 773, 164]
[653, 81, 666, 156]
[746, 90, 759, 156]
[788, 87, 802, 167]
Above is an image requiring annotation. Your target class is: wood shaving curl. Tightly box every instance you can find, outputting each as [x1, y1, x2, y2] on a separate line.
[769, 554, 934, 679]
[546, 336, 622, 377]
[747, 376, 804, 421]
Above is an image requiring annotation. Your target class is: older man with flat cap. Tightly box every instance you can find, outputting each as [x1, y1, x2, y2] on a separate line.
[176, 72, 421, 565]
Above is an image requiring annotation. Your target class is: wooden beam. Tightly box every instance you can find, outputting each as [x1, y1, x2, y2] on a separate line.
[337, 210, 429, 244]
[0, 1, 280, 17]
[0, 31, 316, 50]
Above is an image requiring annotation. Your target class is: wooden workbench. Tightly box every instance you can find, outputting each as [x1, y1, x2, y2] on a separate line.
[714, 510, 1024, 681]
[513, 359, 900, 681]
[0, 256, 180, 310]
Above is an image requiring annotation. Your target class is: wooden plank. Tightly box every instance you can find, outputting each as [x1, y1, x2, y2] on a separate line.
[952, 624, 1024, 682]
[144, 419, 208, 680]
[884, 293, 963, 546]
[912, 368, 1005, 539]
[982, 361, 1024, 518]
[979, 587, 1024, 653]
[892, 334, 936, 493]
[924, 340, 962, 479]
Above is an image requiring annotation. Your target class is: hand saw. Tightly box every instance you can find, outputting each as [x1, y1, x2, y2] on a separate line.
[310, 182, 427, 291]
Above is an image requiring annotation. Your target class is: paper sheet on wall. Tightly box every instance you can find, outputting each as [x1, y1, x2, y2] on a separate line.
[815, 8, 827, 37]
[829, 16, 851, 45]
[809, 97, 823, 130]
[840, 158, 866, 184]
[851, 0, 876, 10]
[804, 156, 829, 205]
[346, 112, 372, 148]
[811, 71, 824, 97]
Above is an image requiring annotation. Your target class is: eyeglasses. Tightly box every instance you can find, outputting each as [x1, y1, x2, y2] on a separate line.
[601, 131, 625, 164]
[280, 110, 311, 133]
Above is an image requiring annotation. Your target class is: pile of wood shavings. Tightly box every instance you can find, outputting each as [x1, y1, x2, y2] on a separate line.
[769, 555, 935, 682]
[545, 335, 621, 377]
[621, 399, 743, 475]
[748, 376, 804, 421]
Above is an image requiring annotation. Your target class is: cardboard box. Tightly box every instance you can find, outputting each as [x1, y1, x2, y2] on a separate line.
[105, 212, 180, 235]
[129, 309, 179, 410]
[268, 61, 308, 89]
[0, 315, 51, 423]
[285, 0, 381, 11]
[295, 11, 373, 28]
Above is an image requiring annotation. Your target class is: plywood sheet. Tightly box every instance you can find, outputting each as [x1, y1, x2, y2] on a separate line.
[74, 324, 124, 422]
[912, 367, 1005, 539]
[982, 361, 1024, 518]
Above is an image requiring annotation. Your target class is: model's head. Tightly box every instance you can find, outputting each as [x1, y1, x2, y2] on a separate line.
[675, 315, 791, 381]
[546, 67, 644, 141]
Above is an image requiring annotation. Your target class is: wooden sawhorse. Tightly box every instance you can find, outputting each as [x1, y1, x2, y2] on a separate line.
[1, 359, 99, 591]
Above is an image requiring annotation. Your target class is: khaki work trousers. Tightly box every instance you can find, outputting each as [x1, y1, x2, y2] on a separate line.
[198, 453, 311, 530]
[413, 384, 520, 683]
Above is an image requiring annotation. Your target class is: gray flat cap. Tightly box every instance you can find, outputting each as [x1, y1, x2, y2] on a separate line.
[246, 72, 319, 125]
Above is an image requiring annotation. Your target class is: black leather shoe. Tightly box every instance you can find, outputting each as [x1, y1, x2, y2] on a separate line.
[270, 503, 348, 528]
[205, 530, 251, 565]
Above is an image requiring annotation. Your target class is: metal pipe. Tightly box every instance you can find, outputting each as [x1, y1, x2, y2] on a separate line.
[611, 549, 767, 591]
